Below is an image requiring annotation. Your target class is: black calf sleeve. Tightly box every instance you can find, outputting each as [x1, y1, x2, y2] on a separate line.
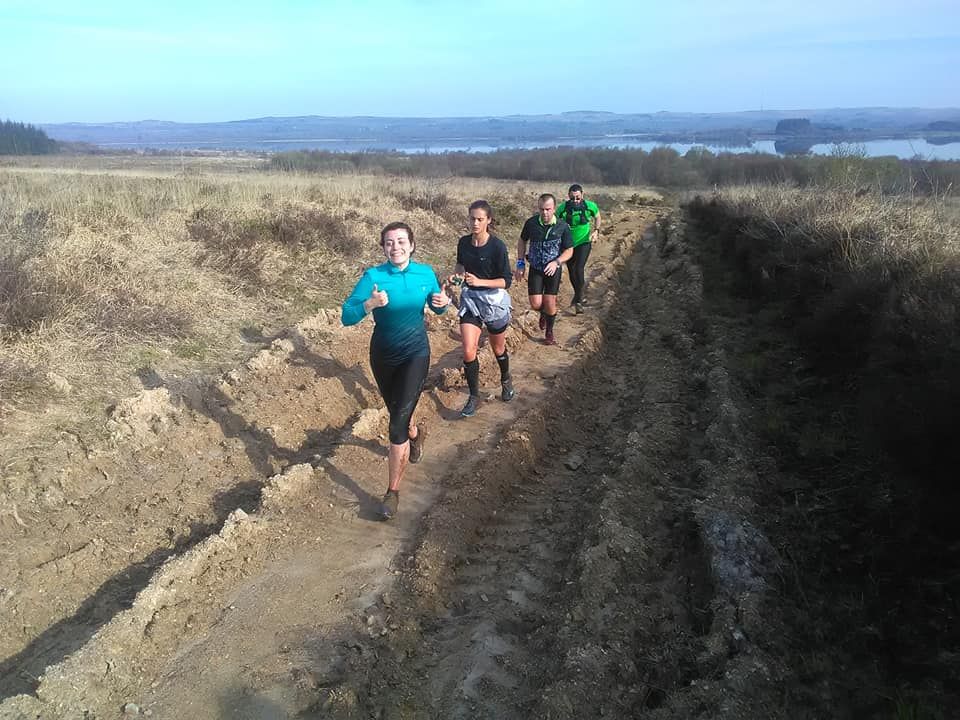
[495, 352, 510, 380]
[464, 358, 480, 396]
[545, 313, 557, 332]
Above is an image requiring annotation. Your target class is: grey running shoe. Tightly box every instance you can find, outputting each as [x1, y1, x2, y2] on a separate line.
[575, 302, 584, 315]
[460, 395, 480, 417]
[409, 423, 425, 464]
[501, 377, 515, 402]
[379, 490, 399, 520]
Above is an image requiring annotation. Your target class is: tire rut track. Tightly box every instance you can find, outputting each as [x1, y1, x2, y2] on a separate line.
[419, 471, 586, 718]
[529, 217, 714, 718]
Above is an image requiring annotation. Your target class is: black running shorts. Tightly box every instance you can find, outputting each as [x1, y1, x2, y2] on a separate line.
[527, 266, 562, 296]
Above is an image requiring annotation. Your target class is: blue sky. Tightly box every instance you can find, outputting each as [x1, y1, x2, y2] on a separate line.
[2, 0, 957, 123]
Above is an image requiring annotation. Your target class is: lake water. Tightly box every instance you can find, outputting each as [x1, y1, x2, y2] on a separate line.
[411, 137, 960, 160]
[102, 135, 960, 160]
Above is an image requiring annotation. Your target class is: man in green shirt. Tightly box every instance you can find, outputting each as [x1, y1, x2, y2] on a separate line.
[556, 184, 601, 313]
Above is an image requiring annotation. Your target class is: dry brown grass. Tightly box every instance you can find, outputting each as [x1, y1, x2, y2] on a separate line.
[720, 184, 959, 274]
[0, 154, 649, 477]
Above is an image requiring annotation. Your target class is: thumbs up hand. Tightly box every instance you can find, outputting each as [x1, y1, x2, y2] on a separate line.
[366, 283, 389, 311]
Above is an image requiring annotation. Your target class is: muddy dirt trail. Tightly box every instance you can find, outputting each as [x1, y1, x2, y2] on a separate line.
[2, 205, 800, 719]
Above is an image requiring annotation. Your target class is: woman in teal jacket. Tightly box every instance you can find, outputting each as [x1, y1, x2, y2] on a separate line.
[342, 221, 450, 520]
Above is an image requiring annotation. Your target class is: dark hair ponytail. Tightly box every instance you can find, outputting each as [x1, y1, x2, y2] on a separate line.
[468, 199, 495, 229]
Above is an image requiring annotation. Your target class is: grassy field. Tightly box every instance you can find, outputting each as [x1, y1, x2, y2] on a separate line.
[687, 184, 960, 480]
[0, 154, 641, 477]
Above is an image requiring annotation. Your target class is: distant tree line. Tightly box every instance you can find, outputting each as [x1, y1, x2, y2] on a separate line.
[267, 146, 960, 195]
[774, 118, 813, 135]
[0, 120, 58, 155]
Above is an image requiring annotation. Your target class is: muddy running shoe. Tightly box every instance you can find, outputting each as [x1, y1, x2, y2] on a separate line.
[575, 302, 584, 315]
[379, 490, 399, 520]
[501, 376, 515, 402]
[538, 312, 546, 331]
[460, 394, 480, 417]
[408, 423, 425, 464]
[543, 330, 557, 346]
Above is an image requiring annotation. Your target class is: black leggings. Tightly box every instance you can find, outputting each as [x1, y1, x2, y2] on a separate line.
[566, 242, 592, 303]
[370, 352, 430, 445]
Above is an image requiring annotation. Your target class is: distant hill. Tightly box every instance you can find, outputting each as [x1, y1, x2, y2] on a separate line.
[39, 108, 960, 151]
[928, 120, 960, 132]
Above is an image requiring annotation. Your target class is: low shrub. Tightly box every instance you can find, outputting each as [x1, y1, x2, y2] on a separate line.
[186, 203, 361, 287]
